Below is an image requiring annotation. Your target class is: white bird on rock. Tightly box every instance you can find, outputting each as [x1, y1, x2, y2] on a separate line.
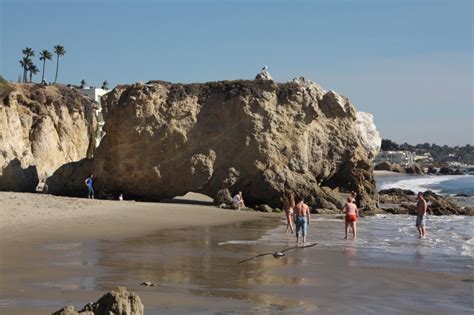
[261, 66, 268, 71]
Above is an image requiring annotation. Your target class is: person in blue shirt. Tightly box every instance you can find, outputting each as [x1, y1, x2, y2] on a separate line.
[85, 174, 94, 199]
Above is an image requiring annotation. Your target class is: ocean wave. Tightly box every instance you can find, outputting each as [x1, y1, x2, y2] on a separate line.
[379, 175, 463, 194]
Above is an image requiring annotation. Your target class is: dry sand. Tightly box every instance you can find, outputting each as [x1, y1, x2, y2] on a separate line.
[0, 192, 267, 243]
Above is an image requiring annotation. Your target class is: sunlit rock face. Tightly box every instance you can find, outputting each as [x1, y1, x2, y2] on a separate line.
[48, 78, 381, 210]
[0, 82, 97, 191]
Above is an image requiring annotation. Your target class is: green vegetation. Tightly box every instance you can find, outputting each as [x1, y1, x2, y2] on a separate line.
[0, 75, 14, 97]
[18, 45, 65, 83]
[39, 50, 52, 82]
[53, 45, 66, 84]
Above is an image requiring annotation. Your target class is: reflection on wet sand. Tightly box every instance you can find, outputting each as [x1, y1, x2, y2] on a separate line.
[79, 219, 311, 311]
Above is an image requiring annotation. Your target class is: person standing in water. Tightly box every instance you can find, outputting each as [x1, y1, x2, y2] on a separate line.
[342, 196, 358, 240]
[294, 196, 311, 244]
[85, 174, 94, 199]
[416, 192, 427, 238]
[283, 192, 295, 234]
[350, 191, 357, 203]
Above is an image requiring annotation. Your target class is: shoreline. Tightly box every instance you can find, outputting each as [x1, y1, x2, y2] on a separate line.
[0, 192, 472, 314]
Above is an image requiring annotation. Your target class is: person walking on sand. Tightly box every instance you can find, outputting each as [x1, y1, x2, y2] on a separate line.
[294, 196, 311, 244]
[85, 174, 94, 199]
[283, 192, 295, 234]
[232, 191, 246, 210]
[342, 197, 358, 240]
[416, 192, 427, 238]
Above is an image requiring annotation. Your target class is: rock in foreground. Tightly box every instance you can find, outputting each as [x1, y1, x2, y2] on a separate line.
[48, 78, 381, 209]
[52, 286, 143, 315]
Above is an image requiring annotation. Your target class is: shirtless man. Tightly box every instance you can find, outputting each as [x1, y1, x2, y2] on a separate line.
[416, 192, 427, 238]
[294, 196, 311, 244]
[342, 197, 358, 240]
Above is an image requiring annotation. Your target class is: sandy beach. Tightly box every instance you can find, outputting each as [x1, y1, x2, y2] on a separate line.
[0, 192, 272, 314]
[1, 192, 473, 314]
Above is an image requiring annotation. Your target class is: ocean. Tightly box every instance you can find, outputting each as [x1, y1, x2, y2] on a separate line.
[375, 173, 474, 196]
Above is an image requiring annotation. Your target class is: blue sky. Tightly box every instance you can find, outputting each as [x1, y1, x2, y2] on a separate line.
[1, 0, 472, 145]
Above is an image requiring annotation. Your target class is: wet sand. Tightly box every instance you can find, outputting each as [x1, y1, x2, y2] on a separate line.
[1, 192, 473, 314]
[0, 192, 270, 314]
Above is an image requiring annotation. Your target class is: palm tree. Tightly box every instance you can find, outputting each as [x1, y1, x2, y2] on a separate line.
[39, 50, 52, 82]
[20, 48, 35, 83]
[22, 47, 35, 58]
[101, 80, 109, 90]
[80, 79, 87, 88]
[19, 56, 32, 83]
[53, 45, 66, 84]
[29, 64, 39, 82]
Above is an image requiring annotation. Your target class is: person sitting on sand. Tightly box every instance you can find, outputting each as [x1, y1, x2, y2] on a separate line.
[342, 196, 358, 240]
[85, 174, 94, 199]
[232, 191, 246, 210]
[283, 192, 295, 234]
[416, 192, 427, 238]
[294, 196, 311, 244]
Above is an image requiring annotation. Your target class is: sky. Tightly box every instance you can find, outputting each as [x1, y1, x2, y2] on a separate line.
[1, 0, 472, 145]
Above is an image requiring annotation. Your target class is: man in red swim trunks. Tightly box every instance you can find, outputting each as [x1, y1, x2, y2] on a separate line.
[342, 197, 358, 240]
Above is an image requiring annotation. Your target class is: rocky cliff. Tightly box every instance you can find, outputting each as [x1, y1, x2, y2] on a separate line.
[48, 76, 381, 210]
[0, 80, 97, 191]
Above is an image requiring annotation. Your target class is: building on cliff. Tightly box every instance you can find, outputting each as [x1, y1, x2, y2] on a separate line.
[78, 87, 110, 147]
[374, 151, 415, 167]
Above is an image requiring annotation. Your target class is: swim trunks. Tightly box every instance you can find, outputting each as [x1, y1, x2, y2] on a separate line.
[416, 215, 426, 227]
[295, 216, 308, 237]
[345, 214, 357, 222]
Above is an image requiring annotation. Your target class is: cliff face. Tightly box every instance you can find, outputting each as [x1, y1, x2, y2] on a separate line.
[0, 81, 97, 191]
[48, 77, 381, 209]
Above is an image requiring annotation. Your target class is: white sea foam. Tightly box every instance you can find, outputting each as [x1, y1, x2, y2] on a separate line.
[379, 175, 460, 194]
[218, 240, 258, 246]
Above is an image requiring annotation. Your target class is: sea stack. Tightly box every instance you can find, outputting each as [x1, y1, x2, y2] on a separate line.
[47, 77, 381, 210]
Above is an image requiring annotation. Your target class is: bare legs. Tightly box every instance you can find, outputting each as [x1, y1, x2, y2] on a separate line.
[344, 221, 356, 240]
[417, 225, 425, 238]
[285, 213, 294, 234]
[351, 222, 357, 240]
[344, 221, 349, 239]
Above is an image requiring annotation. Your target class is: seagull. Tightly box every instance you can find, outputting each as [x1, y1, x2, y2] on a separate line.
[237, 243, 317, 264]
[261, 66, 268, 71]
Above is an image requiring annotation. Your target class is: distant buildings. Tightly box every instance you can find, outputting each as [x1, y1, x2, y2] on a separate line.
[374, 151, 415, 167]
[78, 87, 109, 147]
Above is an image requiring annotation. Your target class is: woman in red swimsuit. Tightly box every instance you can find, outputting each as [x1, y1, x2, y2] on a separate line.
[342, 197, 358, 240]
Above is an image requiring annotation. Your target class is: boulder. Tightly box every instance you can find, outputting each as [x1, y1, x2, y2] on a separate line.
[0, 82, 97, 191]
[374, 162, 405, 173]
[405, 163, 424, 174]
[0, 158, 38, 192]
[47, 79, 381, 210]
[215, 188, 232, 205]
[379, 188, 415, 196]
[257, 204, 273, 212]
[52, 287, 143, 315]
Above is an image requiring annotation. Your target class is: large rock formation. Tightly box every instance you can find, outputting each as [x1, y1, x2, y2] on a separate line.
[48, 77, 381, 210]
[0, 80, 97, 191]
